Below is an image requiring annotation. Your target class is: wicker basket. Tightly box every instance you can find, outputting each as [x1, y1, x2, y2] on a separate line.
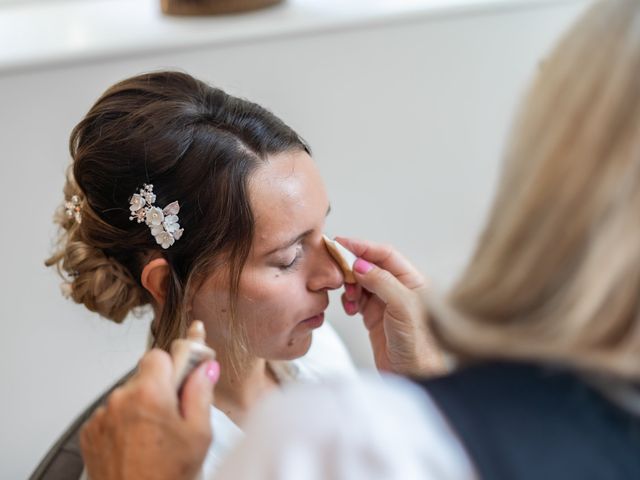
[161, 0, 284, 15]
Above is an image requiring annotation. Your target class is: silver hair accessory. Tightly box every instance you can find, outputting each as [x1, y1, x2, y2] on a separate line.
[60, 282, 74, 299]
[129, 184, 184, 249]
[64, 195, 83, 224]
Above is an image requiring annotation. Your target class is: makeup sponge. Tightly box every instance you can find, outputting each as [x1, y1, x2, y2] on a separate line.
[323, 235, 357, 283]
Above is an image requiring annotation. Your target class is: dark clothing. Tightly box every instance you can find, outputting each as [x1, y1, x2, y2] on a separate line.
[417, 362, 640, 480]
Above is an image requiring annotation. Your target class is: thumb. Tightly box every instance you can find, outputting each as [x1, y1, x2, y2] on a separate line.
[180, 360, 219, 430]
[353, 258, 410, 306]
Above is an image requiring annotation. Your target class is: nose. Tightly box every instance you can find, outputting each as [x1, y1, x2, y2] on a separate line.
[307, 237, 344, 292]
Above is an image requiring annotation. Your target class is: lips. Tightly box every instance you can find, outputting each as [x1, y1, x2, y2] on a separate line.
[300, 311, 325, 329]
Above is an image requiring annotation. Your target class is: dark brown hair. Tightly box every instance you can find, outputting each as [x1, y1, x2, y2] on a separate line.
[46, 71, 309, 357]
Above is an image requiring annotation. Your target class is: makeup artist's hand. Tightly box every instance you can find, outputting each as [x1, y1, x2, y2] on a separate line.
[80, 349, 219, 480]
[337, 237, 446, 377]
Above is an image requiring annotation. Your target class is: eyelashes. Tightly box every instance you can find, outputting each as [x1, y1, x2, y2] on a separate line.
[278, 245, 304, 271]
[280, 256, 299, 270]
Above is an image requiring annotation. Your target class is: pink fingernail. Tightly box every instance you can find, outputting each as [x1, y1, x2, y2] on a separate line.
[345, 283, 356, 296]
[346, 301, 358, 314]
[354, 258, 373, 274]
[205, 361, 220, 384]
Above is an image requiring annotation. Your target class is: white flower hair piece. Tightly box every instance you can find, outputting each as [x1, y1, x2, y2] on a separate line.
[64, 195, 82, 224]
[129, 184, 184, 249]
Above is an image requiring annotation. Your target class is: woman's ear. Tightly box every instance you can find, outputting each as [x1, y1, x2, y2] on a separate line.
[141, 258, 170, 306]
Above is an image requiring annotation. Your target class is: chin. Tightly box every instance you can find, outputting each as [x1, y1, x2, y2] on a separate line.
[278, 331, 313, 360]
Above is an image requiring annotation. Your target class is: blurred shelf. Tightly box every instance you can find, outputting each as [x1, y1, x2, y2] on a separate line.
[0, 0, 587, 74]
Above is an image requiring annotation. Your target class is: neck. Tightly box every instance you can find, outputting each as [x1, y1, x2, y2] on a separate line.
[150, 315, 279, 425]
[213, 353, 279, 425]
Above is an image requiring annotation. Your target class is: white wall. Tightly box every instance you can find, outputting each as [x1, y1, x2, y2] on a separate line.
[0, 1, 589, 477]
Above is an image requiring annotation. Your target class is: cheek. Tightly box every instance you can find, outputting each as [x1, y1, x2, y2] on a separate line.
[240, 282, 295, 335]
[190, 287, 235, 343]
[238, 274, 310, 354]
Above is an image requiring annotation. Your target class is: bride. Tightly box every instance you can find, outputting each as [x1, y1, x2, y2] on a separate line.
[46, 70, 356, 477]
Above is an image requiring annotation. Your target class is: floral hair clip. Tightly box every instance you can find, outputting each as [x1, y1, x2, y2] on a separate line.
[129, 184, 184, 249]
[64, 195, 83, 224]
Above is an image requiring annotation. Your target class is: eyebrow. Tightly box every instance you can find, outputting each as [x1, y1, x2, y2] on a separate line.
[265, 205, 332, 256]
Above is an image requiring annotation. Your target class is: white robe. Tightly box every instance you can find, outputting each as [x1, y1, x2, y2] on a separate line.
[199, 321, 358, 477]
[80, 321, 357, 480]
[214, 373, 478, 480]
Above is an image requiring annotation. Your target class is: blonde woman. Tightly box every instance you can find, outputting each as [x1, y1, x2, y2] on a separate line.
[80, 0, 640, 479]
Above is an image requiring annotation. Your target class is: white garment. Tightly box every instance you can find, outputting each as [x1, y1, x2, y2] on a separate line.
[214, 374, 478, 480]
[80, 321, 357, 480]
[199, 321, 358, 478]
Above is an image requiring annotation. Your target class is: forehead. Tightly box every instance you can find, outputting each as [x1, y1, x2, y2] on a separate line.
[249, 150, 327, 249]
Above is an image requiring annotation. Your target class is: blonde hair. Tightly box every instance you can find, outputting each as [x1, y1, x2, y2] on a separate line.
[432, 0, 640, 379]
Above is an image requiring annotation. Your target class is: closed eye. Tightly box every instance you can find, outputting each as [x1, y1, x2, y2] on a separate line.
[266, 205, 332, 257]
[278, 246, 304, 271]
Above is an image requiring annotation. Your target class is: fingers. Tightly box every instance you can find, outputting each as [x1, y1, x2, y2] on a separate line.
[341, 294, 358, 316]
[180, 361, 218, 438]
[351, 258, 412, 308]
[359, 295, 385, 330]
[342, 291, 370, 316]
[133, 349, 175, 401]
[80, 405, 106, 453]
[343, 282, 361, 302]
[79, 351, 214, 480]
[81, 404, 113, 480]
[342, 283, 364, 315]
[137, 348, 173, 383]
[335, 237, 425, 289]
